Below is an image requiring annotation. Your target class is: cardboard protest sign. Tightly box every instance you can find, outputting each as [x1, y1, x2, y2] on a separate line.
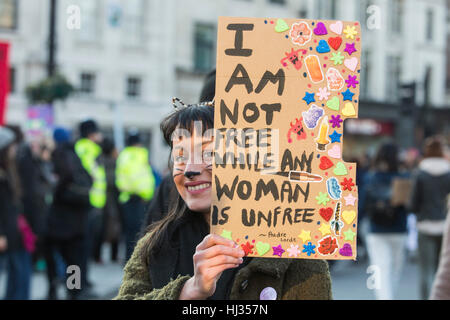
[211, 17, 361, 260]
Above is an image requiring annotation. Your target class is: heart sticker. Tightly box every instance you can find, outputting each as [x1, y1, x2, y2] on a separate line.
[344, 57, 358, 71]
[339, 243, 353, 257]
[316, 40, 330, 53]
[319, 207, 333, 221]
[328, 144, 341, 159]
[342, 102, 356, 117]
[328, 36, 342, 50]
[275, 19, 290, 33]
[342, 210, 356, 225]
[333, 162, 348, 175]
[256, 241, 270, 256]
[329, 21, 343, 35]
[326, 96, 340, 111]
[313, 22, 328, 35]
[319, 156, 334, 170]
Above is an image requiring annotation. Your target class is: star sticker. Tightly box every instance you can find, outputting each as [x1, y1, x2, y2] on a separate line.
[302, 92, 315, 105]
[241, 241, 254, 256]
[329, 130, 342, 143]
[341, 88, 355, 101]
[344, 193, 357, 206]
[345, 75, 359, 88]
[344, 229, 357, 241]
[221, 229, 232, 240]
[298, 230, 311, 243]
[343, 25, 358, 39]
[286, 244, 301, 257]
[344, 42, 357, 55]
[316, 192, 331, 205]
[341, 178, 355, 191]
[330, 52, 344, 65]
[329, 114, 343, 128]
[302, 242, 316, 256]
[317, 87, 331, 101]
[272, 244, 285, 257]
[318, 223, 332, 236]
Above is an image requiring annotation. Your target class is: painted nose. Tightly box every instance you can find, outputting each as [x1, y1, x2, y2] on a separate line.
[184, 170, 200, 179]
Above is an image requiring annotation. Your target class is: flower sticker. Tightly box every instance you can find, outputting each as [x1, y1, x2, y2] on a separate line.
[289, 21, 312, 46]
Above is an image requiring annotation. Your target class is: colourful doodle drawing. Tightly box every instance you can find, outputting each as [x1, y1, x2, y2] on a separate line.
[326, 177, 342, 200]
[287, 117, 307, 143]
[304, 55, 324, 83]
[302, 104, 324, 129]
[330, 202, 344, 236]
[281, 48, 304, 70]
[318, 236, 339, 255]
[326, 67, 345, 91]
[289, 21, 312, 46]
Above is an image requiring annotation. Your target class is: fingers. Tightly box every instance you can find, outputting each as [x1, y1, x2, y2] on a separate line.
[197, 263, 240, 283]
[196, 234, 236, 251]
[196, 244, 245, 260]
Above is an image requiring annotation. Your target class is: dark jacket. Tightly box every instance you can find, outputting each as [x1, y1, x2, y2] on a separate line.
[17, 143, 51, 236]
[360, 170, 408, 233]
[0, 169, 23, 252]
[46, 142, 92, 239]
[114, 232, 332, 300]
[409, 158, 450, 222]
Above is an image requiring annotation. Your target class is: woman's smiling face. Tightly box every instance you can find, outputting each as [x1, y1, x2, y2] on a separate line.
[172, 127, 213, 213]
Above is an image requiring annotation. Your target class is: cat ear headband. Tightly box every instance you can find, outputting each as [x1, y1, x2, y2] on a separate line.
[172, 97, 215, 110]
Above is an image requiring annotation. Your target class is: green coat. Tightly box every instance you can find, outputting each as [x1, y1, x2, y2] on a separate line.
[114, 232, 333, 300]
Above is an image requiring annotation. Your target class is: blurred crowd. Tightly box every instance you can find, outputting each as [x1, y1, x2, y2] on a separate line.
[0, 117, 449, 300]
[0, 120, 159, 300]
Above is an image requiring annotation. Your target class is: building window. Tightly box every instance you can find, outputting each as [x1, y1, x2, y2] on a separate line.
[390, 0, 403, 34]
[0, 0, 18, 30]
[122, 0, 145, 47]
[79, 72, 96, 95]
[386, 56, 401, 103]
[425, 9, 433, 41]
[269, 0, 285, 5]
[194, 23, 216, 73]
[126, 76, 142, 98]
[78, 0, 99, 42]
[9, 66, 15, 93]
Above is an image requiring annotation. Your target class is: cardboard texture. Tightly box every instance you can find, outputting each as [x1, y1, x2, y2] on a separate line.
[211, 17, 361, 260]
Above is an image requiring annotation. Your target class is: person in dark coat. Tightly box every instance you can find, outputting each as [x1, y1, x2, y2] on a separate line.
[0, 126, 33, 300]
[409, 136, 450, 299]
[44, 127, 93, 299]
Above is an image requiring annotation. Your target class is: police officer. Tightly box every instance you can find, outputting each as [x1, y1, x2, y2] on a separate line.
[74, 119, 106, 296]
[116, 130, 155, 261]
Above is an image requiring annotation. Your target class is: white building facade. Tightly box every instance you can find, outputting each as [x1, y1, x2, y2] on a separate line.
[1, 0, 448, 171]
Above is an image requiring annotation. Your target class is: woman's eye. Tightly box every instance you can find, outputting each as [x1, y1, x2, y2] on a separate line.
[174, 155, 187, 162]
[203, 150, 213, 160]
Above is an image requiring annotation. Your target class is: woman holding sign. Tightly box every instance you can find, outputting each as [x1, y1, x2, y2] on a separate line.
[114, 73, 332, 300]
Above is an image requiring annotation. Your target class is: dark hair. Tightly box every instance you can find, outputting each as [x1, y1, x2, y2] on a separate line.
[373, 142, 399, 173]
[423, 135, 444, 158]
[101, 137, 115, 156]
[141, 104, 214, 262]
[199, 69, 216, 103]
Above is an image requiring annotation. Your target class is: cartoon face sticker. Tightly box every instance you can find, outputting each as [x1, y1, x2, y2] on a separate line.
[326, 67, 345, 91]
[281, 48, 303, 70]
[289, 22, 312, 46]
[287, 117, 307, 143]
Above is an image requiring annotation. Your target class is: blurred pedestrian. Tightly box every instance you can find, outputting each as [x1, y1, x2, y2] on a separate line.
[430, 195, 450, 300]
[44, 127, 92, 300]
[94, 138, 121, 263]
[74, 119, 106, 297]
[409, 136, 450, 299]
[116, 130, 155, 262]
[360, 142, 409, 300]
[0, 126, 33, 300]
